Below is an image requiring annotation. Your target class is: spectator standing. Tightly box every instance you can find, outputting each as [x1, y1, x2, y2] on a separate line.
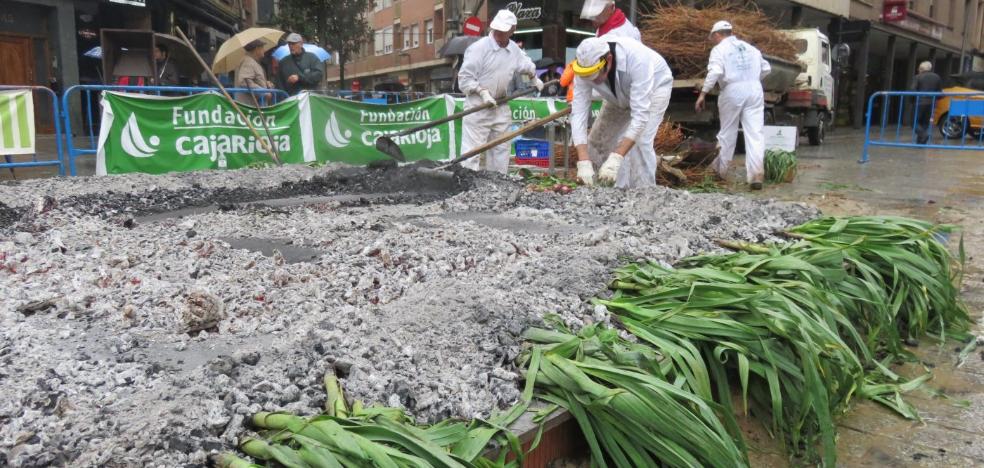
[235, 40, 275, 105]
[277, 33, 324, 96]
[153, 44, 178, 86]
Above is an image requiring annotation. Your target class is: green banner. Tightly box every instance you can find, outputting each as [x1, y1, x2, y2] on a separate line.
[309, 95, 455, 164]
[95, 92, 605, 175]
[451, 98, 602, 155]
[97, 92, 307, 174]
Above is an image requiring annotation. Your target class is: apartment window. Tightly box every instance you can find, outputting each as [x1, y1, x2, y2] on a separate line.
[411, 24, 420, 48]
[425, 20, 434, 44]
[383, 26, 393, 54]
[374, 0, 392, 12]
[374, 27, 389, 56]
[403, 27, 411, 50]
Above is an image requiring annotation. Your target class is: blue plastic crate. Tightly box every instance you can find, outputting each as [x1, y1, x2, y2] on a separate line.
[514, 139, 551, 167]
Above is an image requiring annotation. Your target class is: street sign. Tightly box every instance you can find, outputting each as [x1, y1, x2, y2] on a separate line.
[463, 16, 482, 36]
[882, 0, 907, 23]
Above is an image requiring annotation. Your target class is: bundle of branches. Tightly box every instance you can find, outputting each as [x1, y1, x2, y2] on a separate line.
[520, 322, 748, 468]
[656, 164, 719, 189]
[598, 215, 970, 465]
[655, 121, 686, 154]
[639, 3, 799, 79]
[217, 376, 525, 468]
[552, 143, 577, 169]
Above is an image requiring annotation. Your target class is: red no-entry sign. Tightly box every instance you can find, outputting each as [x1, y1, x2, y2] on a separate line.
[463, 16, 483, 36]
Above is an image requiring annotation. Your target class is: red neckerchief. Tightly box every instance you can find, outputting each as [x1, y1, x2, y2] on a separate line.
[597, 8, 627, 37]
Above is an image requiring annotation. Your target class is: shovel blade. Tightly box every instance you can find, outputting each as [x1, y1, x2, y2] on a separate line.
[374, 136, 407, 162]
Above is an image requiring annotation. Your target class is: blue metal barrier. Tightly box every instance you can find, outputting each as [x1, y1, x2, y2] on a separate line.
[0, 85, 65, 177]
[325, 90, 435, 104]
[61, 85, 289, 176]
[861, 91, 984, 163]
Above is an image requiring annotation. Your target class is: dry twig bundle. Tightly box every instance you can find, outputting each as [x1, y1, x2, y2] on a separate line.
[640, 4, 799, 79]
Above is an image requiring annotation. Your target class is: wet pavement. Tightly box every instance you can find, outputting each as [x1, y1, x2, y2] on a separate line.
[0, 135, 95, 181]
[745, 129, 984, 466]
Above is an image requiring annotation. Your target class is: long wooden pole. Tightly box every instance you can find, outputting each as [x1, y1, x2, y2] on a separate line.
[246, 82, 282, 163]
[175, 27, 282, 165]
[435, 107, 571, 170]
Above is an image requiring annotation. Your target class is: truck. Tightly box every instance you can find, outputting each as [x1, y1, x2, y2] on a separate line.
[664, 28, 835, 146]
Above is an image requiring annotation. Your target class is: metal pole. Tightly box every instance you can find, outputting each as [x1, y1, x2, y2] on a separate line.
[959, 0, 971, 73]
[630, 0, 638, 24]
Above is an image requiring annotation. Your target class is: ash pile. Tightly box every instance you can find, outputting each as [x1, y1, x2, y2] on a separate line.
[0, 163, 816, 466]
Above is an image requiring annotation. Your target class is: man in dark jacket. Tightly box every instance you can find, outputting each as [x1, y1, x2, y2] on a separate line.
[912, 61, 942, 144]
[277, 33, 324, 95]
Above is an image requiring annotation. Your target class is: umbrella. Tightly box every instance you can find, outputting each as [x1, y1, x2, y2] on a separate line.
[155, 33, 204, 76]
[84, 46, 103, 59]
[438, 36, 481, 57]
[271, 43, 331, 62]
[212, 27, 285, 74]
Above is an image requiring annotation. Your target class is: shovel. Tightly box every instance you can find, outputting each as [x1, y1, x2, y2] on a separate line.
[420, 107, 572, 176]
[374, 79, 559, 162]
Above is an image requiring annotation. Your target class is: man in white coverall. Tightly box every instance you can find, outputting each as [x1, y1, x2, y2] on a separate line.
[695, 21, 771, 190]
[571, 37, 673, 189]
[457, 10, 541, 173]
[573, 0, 641, 185]
[581, 0, 640, 40]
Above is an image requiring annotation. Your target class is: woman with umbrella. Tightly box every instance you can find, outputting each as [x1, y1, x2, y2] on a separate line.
[235, 40, 276, 104]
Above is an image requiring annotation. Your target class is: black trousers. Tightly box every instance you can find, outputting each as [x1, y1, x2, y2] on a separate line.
[914, 102, 933, 144]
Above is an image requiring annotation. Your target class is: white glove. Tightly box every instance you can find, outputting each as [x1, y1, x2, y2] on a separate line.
[576, 160, 595, 186]
[479, 89, 496, 107]
[598, 152, 624, 184]
[532, 77, 544, 91]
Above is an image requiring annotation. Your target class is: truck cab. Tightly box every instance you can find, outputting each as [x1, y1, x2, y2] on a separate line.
[784, 29, 835, 145]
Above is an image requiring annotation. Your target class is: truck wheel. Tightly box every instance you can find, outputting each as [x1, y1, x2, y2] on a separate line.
[807, 119, 825, 146]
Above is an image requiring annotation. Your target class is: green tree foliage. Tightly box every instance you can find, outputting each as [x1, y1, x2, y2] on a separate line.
[275, 0, 373, 88]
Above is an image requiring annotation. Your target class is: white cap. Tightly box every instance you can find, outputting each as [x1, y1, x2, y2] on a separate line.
[286, 33, 303, 43]
[574, 37, 610, 79]
[710, 21, 733, 35]
[489, 10, 517, 32]
[580, 0, 613, 19]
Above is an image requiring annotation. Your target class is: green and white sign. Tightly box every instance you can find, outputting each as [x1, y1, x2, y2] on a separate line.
[97, 92, 308, 175]
[95, 92, 603, 175]
[309, 95, 456, 164]
[0, 90, 36, 155]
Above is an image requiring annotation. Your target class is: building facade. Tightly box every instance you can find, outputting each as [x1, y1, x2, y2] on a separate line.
[324, 0, 472, 93]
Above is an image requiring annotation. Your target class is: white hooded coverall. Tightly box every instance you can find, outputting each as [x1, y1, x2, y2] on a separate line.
[572, 38, 674, 189]
[456, 34, 536, 173]
[702, 36, 771, 183]
[587, 18, 641, 169]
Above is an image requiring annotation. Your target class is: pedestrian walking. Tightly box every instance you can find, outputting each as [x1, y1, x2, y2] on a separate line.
[569, 36, 673, 188]
[695, 21, 771, 190]
[912, 61, 942, 144]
